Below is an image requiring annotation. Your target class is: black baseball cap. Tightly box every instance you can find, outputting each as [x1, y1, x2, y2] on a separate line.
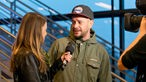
[67, 5, 94, 20]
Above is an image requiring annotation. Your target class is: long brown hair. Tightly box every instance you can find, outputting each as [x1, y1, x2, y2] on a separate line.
[10, 12, 47, 73]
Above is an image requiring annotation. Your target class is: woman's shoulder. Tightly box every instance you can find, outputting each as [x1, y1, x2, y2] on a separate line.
[14, 48, 38, 65]
[17, 48, 34, 57]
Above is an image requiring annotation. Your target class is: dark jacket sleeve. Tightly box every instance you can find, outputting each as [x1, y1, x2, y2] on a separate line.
[122, 34, 146, 69]
[18, 54, 42, 82]
[47, 58, 63, 80]
[43, 40, 64, 80]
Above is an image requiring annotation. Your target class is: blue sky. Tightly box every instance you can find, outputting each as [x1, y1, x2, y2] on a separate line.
[0, 0, 138, 48]
[39, 0, 137, 48]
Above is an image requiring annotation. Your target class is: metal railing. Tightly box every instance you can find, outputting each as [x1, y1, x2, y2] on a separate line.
[1, 25, 133, 82]
[0, 1, 137, 81]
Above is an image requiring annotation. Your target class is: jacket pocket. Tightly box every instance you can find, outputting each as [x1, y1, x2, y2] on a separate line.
[86, 58, 101, 79]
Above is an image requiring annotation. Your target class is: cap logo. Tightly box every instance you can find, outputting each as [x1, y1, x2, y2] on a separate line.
[73, 7, 83, 14]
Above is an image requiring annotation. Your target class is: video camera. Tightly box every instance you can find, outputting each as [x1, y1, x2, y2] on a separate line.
[124, 0, 146, 32]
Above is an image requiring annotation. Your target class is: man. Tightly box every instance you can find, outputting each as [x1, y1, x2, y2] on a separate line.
[48, 4, 112, 82]
[118, 17, 146, 82]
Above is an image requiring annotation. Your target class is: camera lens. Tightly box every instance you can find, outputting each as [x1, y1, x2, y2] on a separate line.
[124, 13, 143, 32]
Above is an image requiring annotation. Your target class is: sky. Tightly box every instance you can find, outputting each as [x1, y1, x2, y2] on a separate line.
[0, 0, 138, 48]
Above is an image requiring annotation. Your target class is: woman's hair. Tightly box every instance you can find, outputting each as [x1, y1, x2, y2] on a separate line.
[10, 12, 47, 73]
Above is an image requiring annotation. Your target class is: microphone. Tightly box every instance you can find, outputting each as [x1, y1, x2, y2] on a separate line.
[62, 42, 75, 69]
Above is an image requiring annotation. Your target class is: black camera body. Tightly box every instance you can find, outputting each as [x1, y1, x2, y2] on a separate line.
[124, 0, 146, 32]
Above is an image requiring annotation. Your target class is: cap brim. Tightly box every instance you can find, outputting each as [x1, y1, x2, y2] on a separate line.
[67, 13, 90, 19]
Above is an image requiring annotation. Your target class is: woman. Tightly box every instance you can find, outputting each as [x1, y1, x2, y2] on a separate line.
[10, 12, 72, 82]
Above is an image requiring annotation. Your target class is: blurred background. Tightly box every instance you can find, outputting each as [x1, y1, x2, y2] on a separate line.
[0, 0, 140, 82]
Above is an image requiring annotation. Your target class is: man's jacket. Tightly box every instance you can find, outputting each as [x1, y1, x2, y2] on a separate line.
[48, 30, 112, 82]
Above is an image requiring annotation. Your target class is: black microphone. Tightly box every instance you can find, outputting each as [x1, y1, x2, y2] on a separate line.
[62, 42, 75, 69]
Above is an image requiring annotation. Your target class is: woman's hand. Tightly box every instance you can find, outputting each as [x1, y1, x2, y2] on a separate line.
[61, 52, 72, 63]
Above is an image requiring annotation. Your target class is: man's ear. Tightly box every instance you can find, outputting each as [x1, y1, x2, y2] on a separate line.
[89, 20, 94, 28]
